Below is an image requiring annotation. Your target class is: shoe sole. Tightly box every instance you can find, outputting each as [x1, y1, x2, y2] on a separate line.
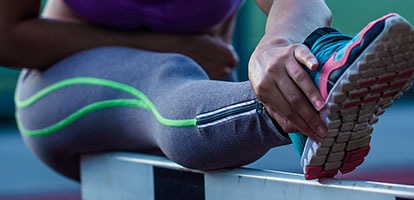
[301, 14, 414, 180]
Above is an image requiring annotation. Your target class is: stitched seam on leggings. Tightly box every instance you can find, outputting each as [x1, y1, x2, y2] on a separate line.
[15, 77, 197, 137]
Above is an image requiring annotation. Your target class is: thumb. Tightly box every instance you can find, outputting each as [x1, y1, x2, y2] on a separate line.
[293, 44, 318, 71]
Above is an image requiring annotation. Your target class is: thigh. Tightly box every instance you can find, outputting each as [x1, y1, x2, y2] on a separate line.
[15, 47, 209, 180]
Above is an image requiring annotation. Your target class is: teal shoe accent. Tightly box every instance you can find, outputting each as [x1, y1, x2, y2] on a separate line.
[288, 133, 308, 158]
[305, 32, 353, 89]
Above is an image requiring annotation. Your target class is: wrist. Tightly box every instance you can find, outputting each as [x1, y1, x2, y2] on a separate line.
[263, 0, 332, 45]
[257, 35, 296, 51]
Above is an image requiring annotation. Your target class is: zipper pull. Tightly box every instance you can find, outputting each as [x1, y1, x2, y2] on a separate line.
[255, 99, 264, 115]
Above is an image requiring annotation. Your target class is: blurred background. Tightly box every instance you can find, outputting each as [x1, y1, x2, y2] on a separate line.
[1, 0, 413, 199]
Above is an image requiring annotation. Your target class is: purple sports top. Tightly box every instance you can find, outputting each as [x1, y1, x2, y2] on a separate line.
[64, 0, 243, 32]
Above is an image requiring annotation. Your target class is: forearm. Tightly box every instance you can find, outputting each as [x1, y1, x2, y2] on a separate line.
[0, 18, 193, 69]
[248, 0, 331, 140]
[255, 0, 332, 44]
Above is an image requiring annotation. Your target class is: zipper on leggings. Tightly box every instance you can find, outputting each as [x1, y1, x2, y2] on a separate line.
[196, 99, 264, 126]
[256, 99, 264, 115]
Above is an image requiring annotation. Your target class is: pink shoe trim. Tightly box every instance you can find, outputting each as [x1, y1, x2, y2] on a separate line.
[383, 90, 399, 98]
[378, 74, 398, 83]
[390, 80, 408, 88]
[359, 79, 377, 88]
[340, 158, 365, 174]
[398, 70, 414, 78]
[350, 90, 369, 98]
[304, 146, 371, 179]
[363, 95, 381, 103]
[371, 85, 389, 93]
[343, 145, 371, 163]
[305, 165, 323, 180]
[305, 166, 339, 180]
[318, 13, 398, 100]
[321, 169, 339, 178]
[343, 99, 361, 109]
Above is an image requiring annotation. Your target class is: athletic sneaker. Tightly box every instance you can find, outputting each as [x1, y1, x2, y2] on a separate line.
[290, 13, 414, 180]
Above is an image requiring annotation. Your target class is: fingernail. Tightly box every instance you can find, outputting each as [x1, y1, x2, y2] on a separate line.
[317, 125, 328, 137]
[315, 99, 323, 108]
[314, 99, 325, 110]
[308, 59, 318, 70]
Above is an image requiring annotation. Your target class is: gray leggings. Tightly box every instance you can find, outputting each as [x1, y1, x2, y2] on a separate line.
[15, 47, 290, 180]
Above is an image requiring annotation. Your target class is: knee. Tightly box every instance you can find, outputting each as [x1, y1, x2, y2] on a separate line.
[157, 127, 271, 171]
[22, 136, 81, 181]
[164, 143, 269, 171]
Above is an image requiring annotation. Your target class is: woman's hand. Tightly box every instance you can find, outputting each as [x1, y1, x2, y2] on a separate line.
[182, 34, 238, 80]
[181, 12, 239, 80]
[249, 36, 328, 142]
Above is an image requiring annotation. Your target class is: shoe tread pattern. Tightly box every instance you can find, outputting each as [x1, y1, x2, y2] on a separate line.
[304, 15, 414, 180]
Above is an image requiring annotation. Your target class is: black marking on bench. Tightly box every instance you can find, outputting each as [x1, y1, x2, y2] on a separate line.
[153, 167, 205, 200]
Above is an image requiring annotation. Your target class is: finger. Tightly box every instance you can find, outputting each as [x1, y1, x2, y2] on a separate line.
[266, 102, 323, 143]
[227, 44, 239, 69]
[273, 69, 328, 139]
[199, 35, 239, 69]
[209, 66, 233, 80]
[285, 57, 326, 111]
[269, 106, 325, 143]
[266, 105, 298, 133]
[219, 66, 233, 79]
[294, 44, 318, 71]
[258, 76, 322, 142]
[211, 38, 239, 69]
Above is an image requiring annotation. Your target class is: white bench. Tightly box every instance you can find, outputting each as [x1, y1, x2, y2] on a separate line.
[81, 152, 414, 200]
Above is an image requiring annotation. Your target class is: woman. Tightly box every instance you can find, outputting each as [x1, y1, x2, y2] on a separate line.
[8, 0, 412, 180]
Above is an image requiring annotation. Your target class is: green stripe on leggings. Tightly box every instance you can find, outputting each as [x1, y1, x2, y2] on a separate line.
[15, 77, 197, 137]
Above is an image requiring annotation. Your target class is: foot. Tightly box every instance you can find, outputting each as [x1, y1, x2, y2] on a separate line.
[290, 13, 414, 180]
